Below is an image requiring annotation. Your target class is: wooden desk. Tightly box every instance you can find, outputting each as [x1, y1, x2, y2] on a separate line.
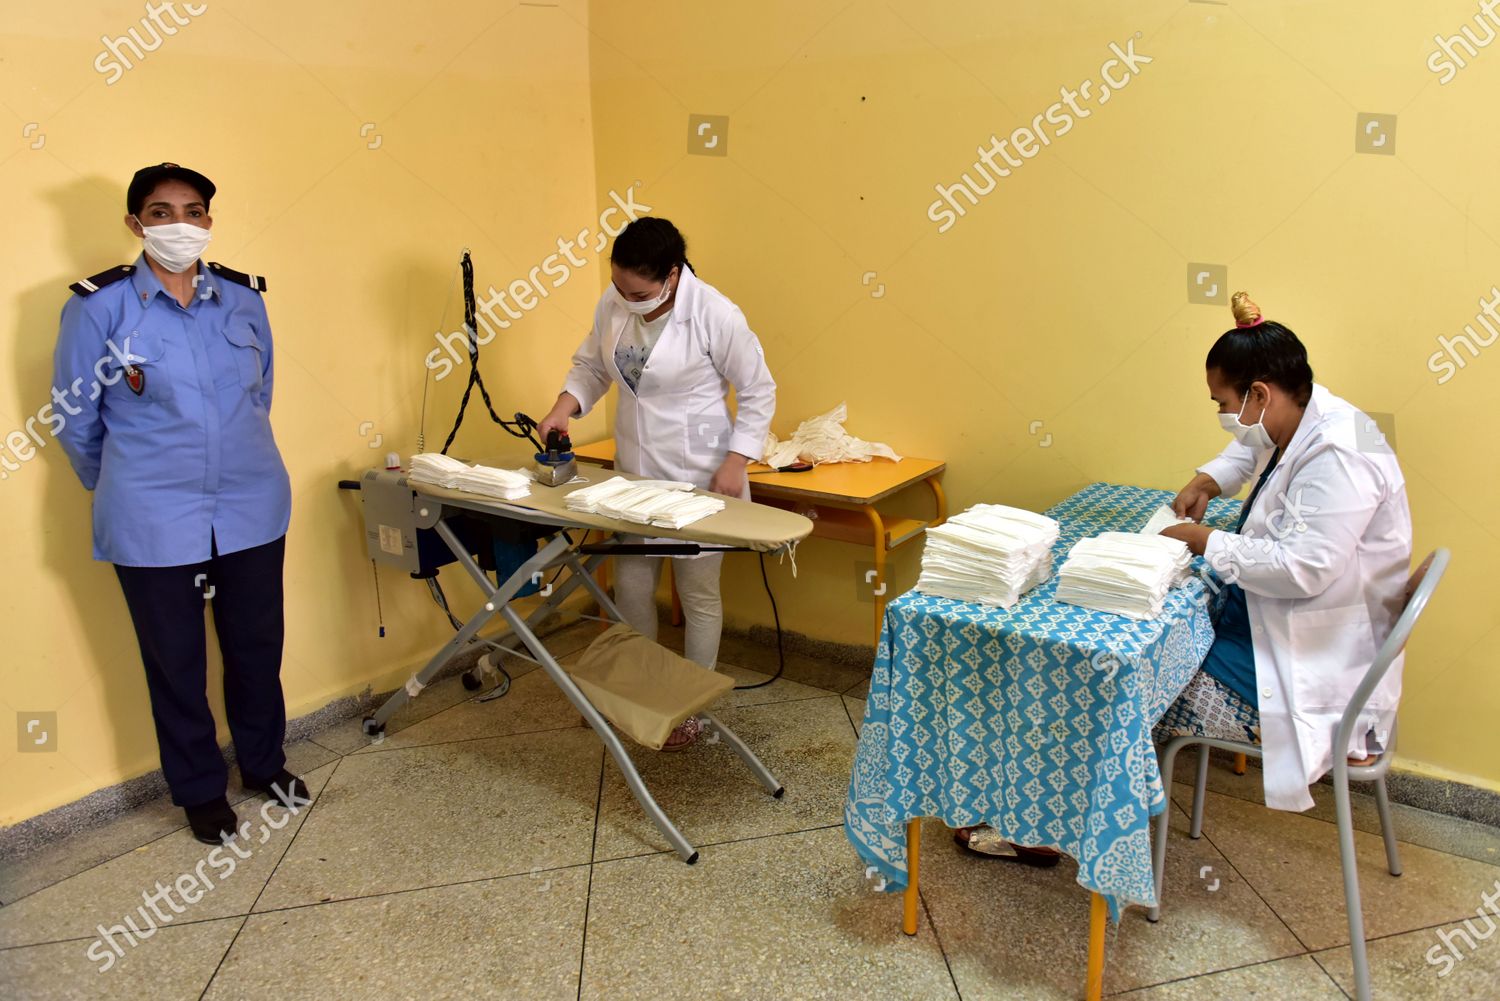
[570, 439, 946, 643]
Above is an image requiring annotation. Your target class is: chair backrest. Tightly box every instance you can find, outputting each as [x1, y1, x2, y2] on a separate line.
[1335, 548, 1451, 753]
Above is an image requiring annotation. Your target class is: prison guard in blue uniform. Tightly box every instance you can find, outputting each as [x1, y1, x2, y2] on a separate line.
[54, 256, 292, 808]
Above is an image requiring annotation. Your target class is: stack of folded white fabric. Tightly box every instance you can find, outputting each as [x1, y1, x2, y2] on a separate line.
[564, 476, 725, 529]
[1054, 532, 1192, 619]
[915, 504, 1060, 608]
[408, 453, 531, 500]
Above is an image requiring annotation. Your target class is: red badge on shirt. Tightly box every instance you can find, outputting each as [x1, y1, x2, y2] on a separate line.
[125, 365, 145, 396]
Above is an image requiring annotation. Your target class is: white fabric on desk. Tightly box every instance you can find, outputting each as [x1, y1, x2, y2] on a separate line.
[1138, 504, 1194, 536]
[408, 453, 531, 500]
[916, 503, 1059, 608]
[762, 402, 901, 468]
[1054, 531, 1191, 620]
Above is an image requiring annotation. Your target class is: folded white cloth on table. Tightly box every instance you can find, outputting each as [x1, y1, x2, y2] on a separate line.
[916, 503, 1059, 608]
[408, 453, 531, 500]
[762, 402, 901, 468]
[1138, 504, 1194, 536]
[1054, 531, 1191, 620]
[564, 475, 724, 529]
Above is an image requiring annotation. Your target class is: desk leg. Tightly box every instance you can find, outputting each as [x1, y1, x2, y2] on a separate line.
[1086, 892, 1107, 1001]
[862, 505, 888, 648]
[924, 474, 948, 527]
[903, 819, 921, 936]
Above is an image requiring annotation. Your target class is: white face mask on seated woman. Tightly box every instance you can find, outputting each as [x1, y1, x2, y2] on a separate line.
[1219, 390, 1276, 450]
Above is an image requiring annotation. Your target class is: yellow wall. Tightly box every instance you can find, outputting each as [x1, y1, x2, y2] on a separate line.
[4, 1, 1498, 826]
[0, 0, 607, 825]
[588, 1, 1500, 791]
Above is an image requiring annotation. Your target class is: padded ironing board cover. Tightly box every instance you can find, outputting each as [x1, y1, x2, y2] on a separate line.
[409, 459, 814, 553]
[566, 623, 735, 749]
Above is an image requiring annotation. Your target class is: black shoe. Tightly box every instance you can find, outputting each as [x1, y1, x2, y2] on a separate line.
[184, 797, 239, 845]
[242, 768, 311, 810]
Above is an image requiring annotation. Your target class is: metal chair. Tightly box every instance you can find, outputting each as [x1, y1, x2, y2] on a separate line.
[1148, 549, 1450, 1001]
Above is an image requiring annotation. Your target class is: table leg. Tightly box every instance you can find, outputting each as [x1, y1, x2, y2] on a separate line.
[903, 818, 921, 936]
[924, 474, 948, 527]
[1233, 752, 1247, 775]
[862, 505, 889, 648]
[1086, 892, 1107, 1001]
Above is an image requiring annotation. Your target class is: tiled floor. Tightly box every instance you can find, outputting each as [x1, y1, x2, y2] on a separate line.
[3, 617, 1499, 999]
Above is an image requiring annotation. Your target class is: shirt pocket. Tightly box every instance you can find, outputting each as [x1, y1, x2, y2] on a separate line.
[1287, 603, 1377, 713]
[105, 329, 173, 403]
[222, 323, 266, 395]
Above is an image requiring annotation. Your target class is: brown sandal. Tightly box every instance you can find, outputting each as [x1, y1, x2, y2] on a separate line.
[954, 826, 1062, 868]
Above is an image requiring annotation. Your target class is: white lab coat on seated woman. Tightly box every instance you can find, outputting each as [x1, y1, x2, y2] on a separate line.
[562, 263, 775, 498]
[1196, 384, 1411, 811]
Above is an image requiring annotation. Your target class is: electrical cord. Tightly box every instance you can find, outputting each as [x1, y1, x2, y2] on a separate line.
[733, 551, 785, 690]
[438, 250, 544, 456]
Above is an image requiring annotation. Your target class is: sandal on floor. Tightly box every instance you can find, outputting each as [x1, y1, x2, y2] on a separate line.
[954, 826, 1062, 868]
[661, 716, 703, 752]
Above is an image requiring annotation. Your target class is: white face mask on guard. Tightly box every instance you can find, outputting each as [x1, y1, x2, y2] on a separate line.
[135, 218, 212, 273]
[613, 269, 675, 315]
[1219, 391, 1275, 450]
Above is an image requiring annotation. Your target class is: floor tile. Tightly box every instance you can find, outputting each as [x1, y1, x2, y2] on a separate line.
[310, 670, 482, 755]
[843, 696, 865, 736]
[581, 827, 958, 1001]
[591, 696, 856, 862]
[1189, 787, 1500, 950]
[1312, 912, 1500, 1000]
[255, 727, 602, 910]
[920, 798, 1304, 999]
[1112, 955, 1345, 999]
[206, 868, 589, 1000]
[0, 763, 336, 950]
[0, 740, 337, 906]
[0, 916, 242, 1001]
[1172, 758, 1500, 869]
[353, 667, 584, 752]
[716, 662, 841, 709]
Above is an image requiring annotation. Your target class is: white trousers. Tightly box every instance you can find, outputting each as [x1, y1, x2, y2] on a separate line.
[612, 554, 725, 669]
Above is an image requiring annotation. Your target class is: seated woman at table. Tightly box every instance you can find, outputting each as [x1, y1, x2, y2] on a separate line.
[1151, 291, 1411, 812]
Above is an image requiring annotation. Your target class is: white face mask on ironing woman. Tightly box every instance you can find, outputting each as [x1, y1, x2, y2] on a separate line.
[611, 264, 677, 315]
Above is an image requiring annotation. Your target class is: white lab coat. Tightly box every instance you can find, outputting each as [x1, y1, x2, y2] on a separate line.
[1197, 384, 1412, 811]
[562, 263, 776, 503]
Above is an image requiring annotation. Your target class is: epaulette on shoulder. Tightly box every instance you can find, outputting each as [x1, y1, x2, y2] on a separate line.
[206, 262, 268, 292]
[69, 264, 136, 297]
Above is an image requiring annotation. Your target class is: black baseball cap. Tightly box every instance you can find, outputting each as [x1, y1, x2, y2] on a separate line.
[126, 162, 216, 216]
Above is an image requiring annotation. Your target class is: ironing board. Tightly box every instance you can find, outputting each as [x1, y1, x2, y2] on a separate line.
[355, 459, 814, 863]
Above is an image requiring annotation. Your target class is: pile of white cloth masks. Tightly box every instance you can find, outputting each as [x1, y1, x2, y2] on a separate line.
[408, 453, 531, 500]
[565, 476, 725, 530]
[1054, 532, 1192, 620]
[916, 504, 1060, 608]
[761, 402, 902, 468]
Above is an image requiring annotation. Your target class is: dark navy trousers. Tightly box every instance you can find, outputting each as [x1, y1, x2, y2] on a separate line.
[113, 534, 287, 807]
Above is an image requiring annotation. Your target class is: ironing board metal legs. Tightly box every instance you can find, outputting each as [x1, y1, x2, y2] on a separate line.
[365, 512, 785, 864]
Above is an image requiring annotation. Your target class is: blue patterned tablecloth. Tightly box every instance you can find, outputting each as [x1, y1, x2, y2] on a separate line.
[844, 482, 1241, 918]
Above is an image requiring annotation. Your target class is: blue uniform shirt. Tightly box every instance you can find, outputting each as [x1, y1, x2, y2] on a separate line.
[52, 253, 291, 567]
